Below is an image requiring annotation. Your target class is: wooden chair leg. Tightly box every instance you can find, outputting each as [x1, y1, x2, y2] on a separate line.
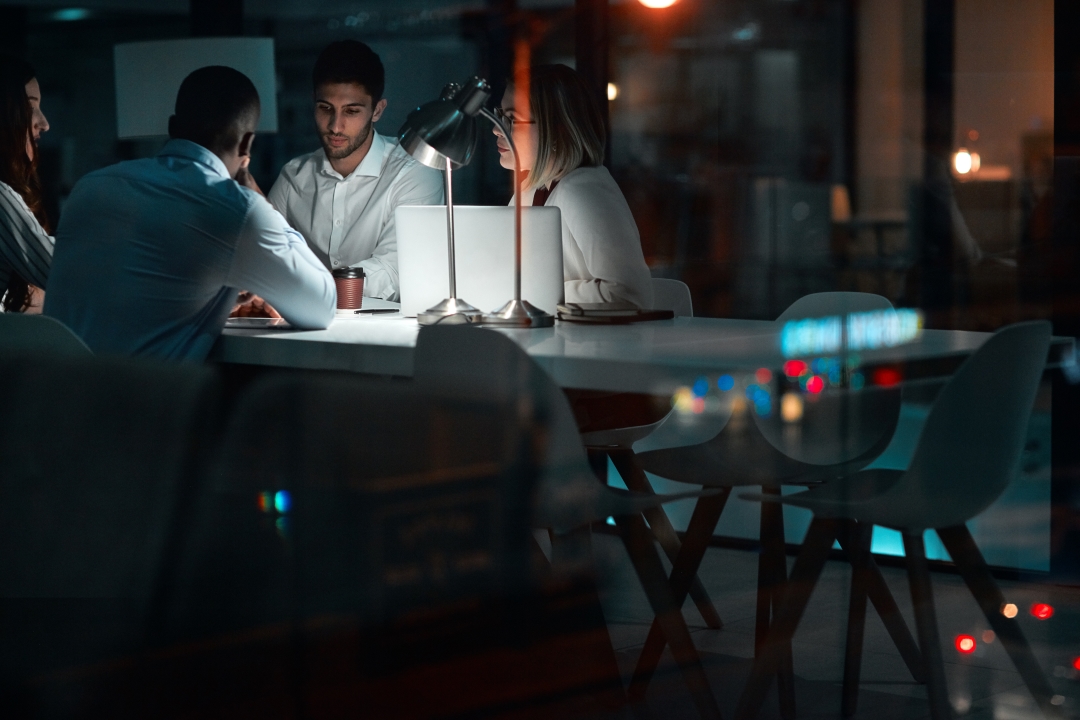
[758, 487, 797, 720]
[839, 520, 870, 716]
[902, 532, 953, 720]
[936, 525, 1065, 720]
[734, 516, 839, 720]
[614, 512, 723, 720]
[628, 489, 730, 700]
[609, 448, 724, 630]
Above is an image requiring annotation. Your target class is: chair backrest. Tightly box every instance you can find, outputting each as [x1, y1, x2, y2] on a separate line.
[0, 353, 218, 696]
[756, 291, 901, 466]
[413, 325, 614, 531]
[651, 278, 693, 317]
[0, 313, 91, 357]
[891, 320, 1051, 530]
[775, 291, 892, 322]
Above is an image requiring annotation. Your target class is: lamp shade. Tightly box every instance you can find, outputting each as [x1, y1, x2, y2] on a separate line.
[398, 77, 491, 170]
[114, 37, 278, 139]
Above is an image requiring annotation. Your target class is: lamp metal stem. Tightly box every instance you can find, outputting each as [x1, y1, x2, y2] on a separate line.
[444, 164, 457, 298]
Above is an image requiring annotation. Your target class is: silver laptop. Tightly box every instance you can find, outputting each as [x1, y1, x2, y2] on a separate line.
[396, 205, 564, 317]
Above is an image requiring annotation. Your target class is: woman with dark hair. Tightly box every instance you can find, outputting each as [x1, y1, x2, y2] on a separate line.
[0, 55, 53, 313]
[492, 63, 652, 308]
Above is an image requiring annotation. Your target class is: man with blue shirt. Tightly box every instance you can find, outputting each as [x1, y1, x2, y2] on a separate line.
[44, 66, 335, 360]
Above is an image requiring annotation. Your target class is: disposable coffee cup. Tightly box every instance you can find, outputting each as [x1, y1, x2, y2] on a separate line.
[333, 267, 365, 310]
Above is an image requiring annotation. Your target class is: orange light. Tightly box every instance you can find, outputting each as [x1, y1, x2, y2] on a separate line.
[638, 0, 679, 7]
[1002, 603, 1019, 618]
[755, 368, 773, 384]
[806, 375, 825, 394]
[955, 635, 976, 654]
[1031, 603, 1054, 620]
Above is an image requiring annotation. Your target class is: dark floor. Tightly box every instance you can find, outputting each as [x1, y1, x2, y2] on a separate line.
[574, 533, 1080, 719]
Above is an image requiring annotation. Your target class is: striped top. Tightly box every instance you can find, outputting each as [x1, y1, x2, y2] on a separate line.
[0, 180, 53, 306]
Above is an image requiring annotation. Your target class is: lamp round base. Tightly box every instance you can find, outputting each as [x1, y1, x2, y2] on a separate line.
[481, 299, 555, 328]
[418, 297, 484, 326]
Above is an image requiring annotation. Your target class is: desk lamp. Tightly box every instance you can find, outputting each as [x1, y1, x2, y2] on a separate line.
[398, 77, 554, 328]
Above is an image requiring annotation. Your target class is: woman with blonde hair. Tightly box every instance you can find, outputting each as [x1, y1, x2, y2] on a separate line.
[493, 63, 653, 308]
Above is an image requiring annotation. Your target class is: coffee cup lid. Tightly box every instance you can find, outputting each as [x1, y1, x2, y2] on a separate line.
[332, 267, 365, 279]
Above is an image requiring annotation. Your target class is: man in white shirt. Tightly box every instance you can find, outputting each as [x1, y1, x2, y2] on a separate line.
[269, 40, 443, 302]
[44, 66, 335, 361]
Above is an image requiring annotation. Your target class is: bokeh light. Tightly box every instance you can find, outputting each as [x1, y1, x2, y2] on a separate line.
[783, 360, 808, 377]
[781, 392, 803, 423]
[717, 374, 735, 392]
[982, 630, 995, 643]
[257, 491, 273, 513]
[638, 0, 679, 7]
[1072, 656, 1080, 672]
[955, 635, 976, 654]
[755, 368, 772, 384]
[275, 490, 292, 514]
[806, 375, 825, 394]
[607, 82, 619, 101]
[692, 376, 709, 397]
[1031, 603, 1054, 620]
[1002, 603, 1019, 618]
[872, 367, 902, 387]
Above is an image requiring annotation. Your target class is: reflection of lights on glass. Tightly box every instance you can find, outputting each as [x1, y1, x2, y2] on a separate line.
[638, 0, 679, 7]
[783, 360, 808, 377]
[717, 374, 735, 391]
[693, 376, 709, 397]
[275, 490, 292, 514]
[971, 152, 981, 173]
[275, 516, 289, 538]
[872, 367, 902, 387]
[1002, 603, 1019, 618]
[1031, 603, 1054, 620]
[968, 129, 979, 141]
[850, 372, 865, 390]
[781, 392, 803, 423]
[982, 630, 995, 643]
[692, 397, 705, 414]
[257, 491, 273, 513]
[672, 386, 695, 413]
[806, 376, 824, 394]
[955, 148, 973, 174]
[1073, 657, 1080, 672]
[955, 635, 976, 654]
[607, 83, 619, 101]
[755, 368, 772, 384]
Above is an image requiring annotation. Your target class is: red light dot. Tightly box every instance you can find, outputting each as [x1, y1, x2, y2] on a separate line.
[1030, 603, 1054, 620]
[1072, 657, 1080, 672]
[806, 375, 825, 394]
[783, 360, 807, 377]
[872, 367, 902, 387]
[755, 368, 773, 384]
[955, 635, 976, 654]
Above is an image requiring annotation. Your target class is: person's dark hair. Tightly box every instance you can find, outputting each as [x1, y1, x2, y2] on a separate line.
[522, 64, 605, 190]
[0, 54, 46, 312]
[312, 41, 385, 101]
[169, 66, 260, 156]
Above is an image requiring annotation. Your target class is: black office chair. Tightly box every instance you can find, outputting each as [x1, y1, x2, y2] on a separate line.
[0, 353, 219, 718]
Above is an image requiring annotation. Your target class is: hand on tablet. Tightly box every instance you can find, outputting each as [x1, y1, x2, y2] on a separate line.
[231, 291, 282, 319]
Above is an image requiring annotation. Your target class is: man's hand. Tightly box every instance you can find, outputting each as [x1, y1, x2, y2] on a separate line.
[231, 291, 282, 318]
[235, 157, 265, 197]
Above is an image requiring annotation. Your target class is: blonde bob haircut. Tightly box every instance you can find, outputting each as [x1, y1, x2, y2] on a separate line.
[522, 64, 606, 191]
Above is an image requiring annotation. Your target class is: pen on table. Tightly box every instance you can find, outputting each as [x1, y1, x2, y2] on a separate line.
[354, 308, 400, 314]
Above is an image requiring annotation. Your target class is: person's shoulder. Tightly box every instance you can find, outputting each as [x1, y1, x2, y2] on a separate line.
[549, 166, 622, 207]
[280, 149, 323, 177]
[556, 165, 614, 190]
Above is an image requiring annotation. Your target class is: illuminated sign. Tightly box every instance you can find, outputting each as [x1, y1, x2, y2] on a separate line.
[781, 309, 922, 358]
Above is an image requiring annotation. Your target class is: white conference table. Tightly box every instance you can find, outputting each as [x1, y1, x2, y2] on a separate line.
[210, 299, 1076, 393]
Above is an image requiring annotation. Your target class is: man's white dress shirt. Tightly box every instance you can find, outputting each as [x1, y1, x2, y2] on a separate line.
[0, 180, 53, 306]
[44, 139, 335, 361]
[523, 165, 653, 308]
[269, 130, 443, 302]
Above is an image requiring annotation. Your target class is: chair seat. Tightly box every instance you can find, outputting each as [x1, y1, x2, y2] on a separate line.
[741, 468, 906, 515]
[581, 419, 665, 449]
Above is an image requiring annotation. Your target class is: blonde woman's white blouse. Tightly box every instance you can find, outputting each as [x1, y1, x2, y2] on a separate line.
[522, 165, 653, 308]
[0, 180, 53, 307]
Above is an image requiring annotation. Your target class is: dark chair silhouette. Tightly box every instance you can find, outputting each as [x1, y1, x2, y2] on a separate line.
[734, 320, 1062, 720]
[0, 353, 219, 718]
[0, 313, 91, 357]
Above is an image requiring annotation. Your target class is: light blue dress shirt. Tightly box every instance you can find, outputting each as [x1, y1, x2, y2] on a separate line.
[44, 139, 336, 360]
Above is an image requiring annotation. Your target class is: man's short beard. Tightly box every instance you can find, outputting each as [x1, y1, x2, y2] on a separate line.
[321, 119, 372, 160]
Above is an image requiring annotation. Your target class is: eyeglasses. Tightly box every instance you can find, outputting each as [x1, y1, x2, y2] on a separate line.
[493, 106, 536, 126]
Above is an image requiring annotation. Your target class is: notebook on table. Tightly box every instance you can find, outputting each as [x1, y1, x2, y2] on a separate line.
[396, 205, 564, 317]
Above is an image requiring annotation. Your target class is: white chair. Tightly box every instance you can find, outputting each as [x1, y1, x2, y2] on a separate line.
[0, 313, 91, 356]
[651, 277, 694, 318]
[734, 320, 1060, 720]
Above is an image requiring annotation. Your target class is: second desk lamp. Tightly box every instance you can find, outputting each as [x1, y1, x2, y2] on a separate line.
[398, 77, 554, 328]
